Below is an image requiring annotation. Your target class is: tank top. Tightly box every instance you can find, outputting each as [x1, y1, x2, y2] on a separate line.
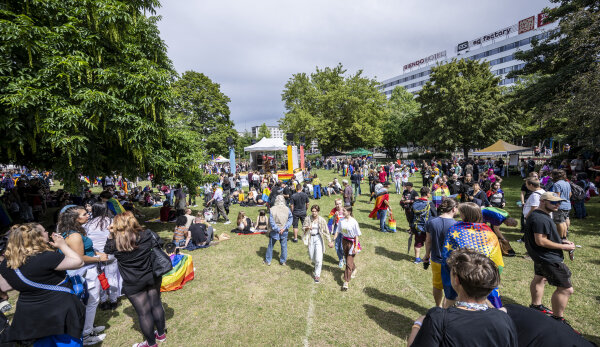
[62, 230, 95, 257]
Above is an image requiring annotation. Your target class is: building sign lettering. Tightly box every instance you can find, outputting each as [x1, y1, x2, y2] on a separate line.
[403, 51, 447, 71]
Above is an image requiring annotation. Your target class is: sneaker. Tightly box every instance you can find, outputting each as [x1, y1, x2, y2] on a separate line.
[351, 268, 357, 279]
[414, 257, 422, 264]
[263, 260, 271, 266]
[154, 331, 167, 343]
[132, 341, 158, 347]
[506, 249, 516, 257]
[552, 316, 580, 334]
[529, 304, 553, 316]
[92, 326, 105, 334]
[83, 333, 106, 346]
[314, 276, 320, 284]
[338, 259, 344, 269]
[292, 238, 298, 243]
[280, 262, 287, 266]
[341, 282, 349, 291]
[223, 221, 231, 225]
[0, 301, 12, 313]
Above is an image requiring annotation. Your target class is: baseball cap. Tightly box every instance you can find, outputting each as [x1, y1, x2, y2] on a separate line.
[540, 192, 566, 202]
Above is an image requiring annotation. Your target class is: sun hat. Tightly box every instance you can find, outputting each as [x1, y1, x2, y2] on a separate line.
[540, 192, 566, 202]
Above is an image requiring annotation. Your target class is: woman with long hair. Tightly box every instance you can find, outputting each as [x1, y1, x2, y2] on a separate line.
[58, 205, 109, 345]
[255, 210, 268, 231]
[0, 223, 85, 346]
[84, 202, 121, 310]
[302, 205, 333, 283]
[332, 207, 361, 291]
[104, 211, 166, 347]
[236, 211, 253, 233]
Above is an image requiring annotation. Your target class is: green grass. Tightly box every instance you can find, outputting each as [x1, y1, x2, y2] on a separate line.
[19, 169, 600, 346]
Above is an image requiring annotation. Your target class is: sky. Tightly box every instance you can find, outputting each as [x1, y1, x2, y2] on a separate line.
[155, 0, 551, 131]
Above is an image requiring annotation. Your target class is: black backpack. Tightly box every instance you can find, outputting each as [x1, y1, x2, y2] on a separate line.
[570, 181, 586, 201]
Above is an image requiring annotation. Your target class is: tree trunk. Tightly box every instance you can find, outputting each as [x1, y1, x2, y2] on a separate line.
[463, 147, 469, 159]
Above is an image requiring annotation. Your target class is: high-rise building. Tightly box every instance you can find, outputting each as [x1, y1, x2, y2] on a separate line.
[379, 12, 557, 96]
[250, 125, 284, 139]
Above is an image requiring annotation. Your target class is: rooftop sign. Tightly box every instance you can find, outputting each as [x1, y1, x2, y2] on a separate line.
[403, 51, 447, 71]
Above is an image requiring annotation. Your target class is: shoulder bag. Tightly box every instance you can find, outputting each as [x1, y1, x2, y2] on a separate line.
[14, 269, 88, 305]
[149, 232, 173, 277]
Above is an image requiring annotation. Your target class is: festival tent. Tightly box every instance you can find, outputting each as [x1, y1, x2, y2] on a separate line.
[471, 140, 530, 156]
[244, 137, 287, 152]
[214, 155, 229, 163]
[348, 148, 373, 156]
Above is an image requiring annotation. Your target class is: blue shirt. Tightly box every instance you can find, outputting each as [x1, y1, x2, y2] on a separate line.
[551, 180, 572, 210]
[424, 217, 457, 263]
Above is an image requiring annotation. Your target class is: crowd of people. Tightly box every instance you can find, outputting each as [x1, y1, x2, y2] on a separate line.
[0, 152, 598, 346]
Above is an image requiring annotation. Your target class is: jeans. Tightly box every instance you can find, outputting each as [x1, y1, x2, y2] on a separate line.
[572, 200, 586, 219]
[166, 191, 173, 206]
[335, 233, 344, 262]
[313, 185, 321, 199]
[379, 209, 391, 232]
[265, 232, 288, 264]
[395, 180, 402, 194]
[353, 183, 361, 197]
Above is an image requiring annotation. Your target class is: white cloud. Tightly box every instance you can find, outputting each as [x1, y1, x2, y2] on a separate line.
[156, 0, 551, 129]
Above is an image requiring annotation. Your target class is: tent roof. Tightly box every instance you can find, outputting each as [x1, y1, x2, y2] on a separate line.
[214, 155, 229, 163]
[244, 137, 287, 152]
[472, 140, 531, 156]
[348, 148, 373, 156]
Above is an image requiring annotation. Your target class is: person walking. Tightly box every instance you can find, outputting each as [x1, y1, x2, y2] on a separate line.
[206, 183, 231, 225]
[290, 183, 310, 243]
[303, 205, 334, 283]
[264, 195, 293, 266]
[104, 211, 167, 347]
[332, 207, 361, 291]
[328, 198, 346, 268]
[549, 170, 572, 240]
[312, 173, 321, 200]
[351, 169, 362, 198]
[525, 192, 576, 328]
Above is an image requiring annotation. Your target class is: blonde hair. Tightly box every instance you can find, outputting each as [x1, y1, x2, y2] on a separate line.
[111, 211, 143, 252]
[5, 224, 53, 269]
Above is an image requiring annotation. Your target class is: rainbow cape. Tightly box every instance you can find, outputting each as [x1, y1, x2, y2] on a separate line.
[107, 198, 126, 215]
[327, 207, 340, 233]
[482, 207, 509, 226]
[432, 184, 450, 208]
[441, 222, 504, 308]
[368, 193, 389, 219]
[160, 254, 194, 292]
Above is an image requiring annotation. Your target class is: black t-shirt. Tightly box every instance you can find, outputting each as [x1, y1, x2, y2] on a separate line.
[283, 186, 292, 201]
[402, 189, 419, 203]
[525, 209, 564, 263]
[189, 223, 208, 245]
[0, 251, 65, 293]
[447, 180, 463, 195]
[504, 304, 597, 347]
[290, 192, 309, 215]
[411, 307, 517, 347]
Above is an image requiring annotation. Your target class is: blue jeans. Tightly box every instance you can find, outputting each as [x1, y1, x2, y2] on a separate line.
[265, 232, 288, 264]
[573, 200, 586, 219]
[379, 209, 391, 232]
[353, 183, 361, 197]
[335, 233, 344, 262]
[166, 191, 173, 205]
[313, 185, 321, 199]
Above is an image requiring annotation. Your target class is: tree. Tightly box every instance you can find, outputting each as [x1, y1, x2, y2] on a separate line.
[382, 87, 420, 159]
[257, 123, 271, 139]
[510, 1, 600, 144]
[416, 59, 514, 158]
[280, 63, 388, 154]
[171, 71, 235, 157]
[0, 0, 175, 190]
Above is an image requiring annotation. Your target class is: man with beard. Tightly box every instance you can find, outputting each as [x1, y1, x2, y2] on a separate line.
[447, 174, 463, 197]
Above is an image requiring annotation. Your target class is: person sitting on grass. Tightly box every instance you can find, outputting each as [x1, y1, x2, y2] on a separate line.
[159, 202, 175, 222]
[185, 214, 213, 250]
[173, 216, 190, 248]
[235, 211, 253, 234]
[254, 210, 268, 231]
[408, 248, 517, 347]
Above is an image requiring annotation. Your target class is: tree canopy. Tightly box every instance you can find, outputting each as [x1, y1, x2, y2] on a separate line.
[279, 63, 387, 154]
[381, 87, 419, 159]
[257, 123, 271, 139]
[416, 59, 514, 158]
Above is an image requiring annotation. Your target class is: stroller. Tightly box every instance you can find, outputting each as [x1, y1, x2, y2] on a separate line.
[203, 207, 215, 223]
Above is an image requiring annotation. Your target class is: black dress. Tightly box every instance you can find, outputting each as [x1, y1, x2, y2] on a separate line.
[104, 229, 160, 296]
[0, 251, 85, 342]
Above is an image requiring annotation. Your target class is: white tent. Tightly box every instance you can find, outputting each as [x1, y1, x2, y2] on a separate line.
[244, 137, 287, 152]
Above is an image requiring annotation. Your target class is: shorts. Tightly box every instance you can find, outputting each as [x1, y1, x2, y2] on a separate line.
[552, 209, 570, 223]
[292, 213, 306, 228]
[414, 232, 426, 248]
[534, 261, 572, 288]
[431, 261, 443, 290]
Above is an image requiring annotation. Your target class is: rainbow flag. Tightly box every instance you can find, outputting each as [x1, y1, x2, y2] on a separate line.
[432, 185, 450, 208]
[278, 173, 294, 182]
[262, 187, 271, 202]
[84, 176, 90, 184]
[441, 222, 504, 307]
[482, 207, 509, 226]
[368, 193, 388, 219]
[327, 207, 340, 233]
[107, 198, 126, 215]
[160, 254, 194, 292]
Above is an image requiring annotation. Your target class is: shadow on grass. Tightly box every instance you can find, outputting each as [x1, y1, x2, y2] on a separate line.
[123, 301, 175, 332]
[286, 259, 313, 276]
[375, 246, 413, 262]
[256, 246, 280, 263]
[323, 252, 339, 265]
[590, 259, 600, 265]
[359, 222, 380, 232]
[363, 304, 413, 338]
[363, 287, 429, 313]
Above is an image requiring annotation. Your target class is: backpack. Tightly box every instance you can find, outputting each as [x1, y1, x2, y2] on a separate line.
[411, 199, 431, 234]
[570, 181, 586, 201]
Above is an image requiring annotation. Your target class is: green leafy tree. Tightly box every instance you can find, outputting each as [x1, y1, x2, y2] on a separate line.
[0, 0, 174, 190]
[416, 59, 513, 158]
[236, 130, 254, 159]
[280, 63, 387, 154]
[257, 123, 271, 139]
[171, 71, 235, 157]
[382, 87, 420, 159]
[510, 1, 600, 144]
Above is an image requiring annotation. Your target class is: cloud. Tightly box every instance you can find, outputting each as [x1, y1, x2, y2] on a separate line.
[156, 0, 551, 130]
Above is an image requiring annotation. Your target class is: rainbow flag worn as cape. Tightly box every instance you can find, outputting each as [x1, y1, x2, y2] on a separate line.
[160, 253, 194, 292]
[441, 222, 504, 308]
[262, 187, 271, 202]
[432, 184, 450, 208]
[368, 193, 389, 219]
[327, 207, 340, 233]
[107, 198, 126, 215]
[482, 207, 509, 226]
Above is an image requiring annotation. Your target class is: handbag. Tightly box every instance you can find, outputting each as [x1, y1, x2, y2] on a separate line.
[149, 232, 173, 277]
[386, 213, 396, 232]
[14, 269, 89, 305]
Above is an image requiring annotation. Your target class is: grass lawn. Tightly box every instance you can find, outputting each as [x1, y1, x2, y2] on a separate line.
[19, 169, 600, 346]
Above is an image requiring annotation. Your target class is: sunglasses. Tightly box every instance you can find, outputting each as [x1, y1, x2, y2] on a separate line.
[548, 201, 561, 205]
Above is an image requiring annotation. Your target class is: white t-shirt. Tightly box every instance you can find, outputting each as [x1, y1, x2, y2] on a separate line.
[523, 189, 545, 218]
[336, 217, 361, 238]
[311, 220, 319, 235]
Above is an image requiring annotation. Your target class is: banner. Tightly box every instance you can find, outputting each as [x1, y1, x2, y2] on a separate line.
[519, 16, 535, 34]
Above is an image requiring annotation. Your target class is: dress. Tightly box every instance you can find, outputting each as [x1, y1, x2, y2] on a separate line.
[0, 252, 85, 343]
[104, 229, 160, 296]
